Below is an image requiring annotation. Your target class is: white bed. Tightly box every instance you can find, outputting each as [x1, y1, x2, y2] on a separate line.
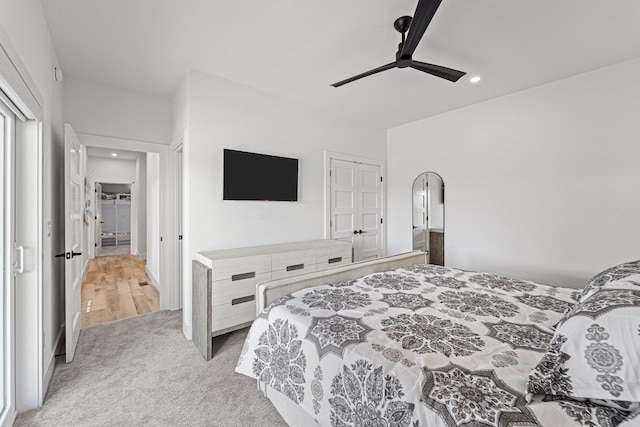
[235, 252, 640, 427]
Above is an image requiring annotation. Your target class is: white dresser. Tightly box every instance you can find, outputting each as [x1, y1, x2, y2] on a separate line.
[192, 239, 352, 360]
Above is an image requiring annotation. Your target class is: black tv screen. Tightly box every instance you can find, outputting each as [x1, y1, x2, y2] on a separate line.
[223, 149, 299, 201]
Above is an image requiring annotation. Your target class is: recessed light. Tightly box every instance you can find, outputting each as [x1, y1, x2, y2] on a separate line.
[469, 76, 481, 84]
[111, 153, 118, 157]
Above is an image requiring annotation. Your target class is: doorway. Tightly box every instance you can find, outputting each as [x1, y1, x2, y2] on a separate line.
[95, 182, 132, 257]
[78, 148, 159, 330]
[412, 172, 445, 265]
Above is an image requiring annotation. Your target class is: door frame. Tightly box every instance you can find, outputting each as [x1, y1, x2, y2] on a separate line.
[77, 134, 179, 311]
[163, 137, 183, 312]
[88, 178, 135, 259]
[0, 97, 16, 427]
[0, 24, 45, 414]
[324, 150, 386, 258]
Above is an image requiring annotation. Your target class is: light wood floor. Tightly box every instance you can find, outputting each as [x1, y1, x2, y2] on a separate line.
[81, 255, 159, 328]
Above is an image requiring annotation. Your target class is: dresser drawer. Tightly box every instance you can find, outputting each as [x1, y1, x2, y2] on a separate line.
[211, 272, 271, 307]
[272, 263, 317, 280]
[211, 301, 256, 333]
[211, 254, 271, 281]
[316, 244, 352, 268]
[271, 249, 317, 272]
[317, 257, 352, 272]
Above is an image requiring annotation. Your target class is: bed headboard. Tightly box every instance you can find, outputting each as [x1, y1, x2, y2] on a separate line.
[255, 251, 426, 314]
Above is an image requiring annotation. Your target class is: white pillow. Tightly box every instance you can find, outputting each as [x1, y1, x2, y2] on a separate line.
[579, 260, 640, 302]
[527, 280, 640, 411]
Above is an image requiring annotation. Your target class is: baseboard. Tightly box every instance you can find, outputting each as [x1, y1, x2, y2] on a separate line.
[82, 259, 89, 279]
[146, 265, 160, 289]
[183, 321, 192, 341]
[43, 327, 63, 398]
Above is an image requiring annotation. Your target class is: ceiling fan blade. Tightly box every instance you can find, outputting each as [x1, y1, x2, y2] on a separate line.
[400, 0, 443, 59]
[331, 63, 397, 87]
[410, 61, 466, 82]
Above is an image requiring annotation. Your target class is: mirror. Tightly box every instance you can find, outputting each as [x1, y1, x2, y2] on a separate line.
[412, 172, 445, 265]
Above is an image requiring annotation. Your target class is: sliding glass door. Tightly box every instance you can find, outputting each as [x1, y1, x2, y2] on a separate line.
[0, 98, 16, 426]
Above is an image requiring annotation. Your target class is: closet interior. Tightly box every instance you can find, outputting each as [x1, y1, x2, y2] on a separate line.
[98, 183, 131, 247]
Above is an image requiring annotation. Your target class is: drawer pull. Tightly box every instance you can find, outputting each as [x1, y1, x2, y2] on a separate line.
[232, 272, 256, 281]
[232, 295, 255, 305]
[286, 263, 304, 272]
[328, 257, 342, 264]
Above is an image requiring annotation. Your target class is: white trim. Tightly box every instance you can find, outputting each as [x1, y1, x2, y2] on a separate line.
[0, 90, 26, 122]
[169, 137, 184, 152]
[0, 25, 43, 120]
[145, 265, 160, 290]
[181, 129, 191, 339]
[88, 178, 136, 259]
[78, 133, 173, 312]
[323, 150, 387, 257]
[0, 97, 16, 427]
[42, 328, 63, 398]
[14, 114, 43, 412]
[162, 137, 184, 311]
[77, 133, 166, 153]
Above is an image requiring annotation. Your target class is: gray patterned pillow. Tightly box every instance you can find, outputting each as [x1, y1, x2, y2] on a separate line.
[526, 281, 640, 411]
[579, 260, 640, 302]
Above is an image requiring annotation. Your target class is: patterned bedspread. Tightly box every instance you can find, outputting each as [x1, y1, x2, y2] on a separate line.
[235, 264, 634, 426]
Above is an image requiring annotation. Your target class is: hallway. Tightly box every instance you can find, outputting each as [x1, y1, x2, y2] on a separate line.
[81, 255, 159, 328]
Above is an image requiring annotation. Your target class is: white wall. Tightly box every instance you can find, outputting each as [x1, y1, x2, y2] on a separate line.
[388, 58, 640, 288]
[87, 156, 136, 182]
[64, 77, 171, 144]
[183, 70, 387, 337]
[146, 153, 160, 285]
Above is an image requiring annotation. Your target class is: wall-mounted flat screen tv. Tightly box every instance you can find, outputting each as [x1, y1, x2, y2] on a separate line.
[223, 149, 299, 201]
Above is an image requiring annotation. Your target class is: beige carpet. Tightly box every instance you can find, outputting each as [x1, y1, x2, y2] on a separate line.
[15, 310, 287, 426]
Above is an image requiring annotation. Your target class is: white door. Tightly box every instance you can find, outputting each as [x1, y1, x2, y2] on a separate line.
[64, 124, 85, 363]
[356, 163, 383, 260]
[0, 99, 16, 426]
[412, 174, 427, 251]
[329, 159, 383, 261]
[95, 183, 102, 252]
[329, 159, 358, 251]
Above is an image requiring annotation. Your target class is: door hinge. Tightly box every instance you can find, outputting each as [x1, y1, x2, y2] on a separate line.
[178, 235, 183, 240]
[380, 218, 383, 224]
[160, 237, 163, 242]
[94, 216, 97, 220]
[329, 170, 332, 177]
[380, 176, 383, 182]
[95, 243, 97, 247]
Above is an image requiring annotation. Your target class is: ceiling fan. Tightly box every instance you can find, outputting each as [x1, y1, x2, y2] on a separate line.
[331, 0, 466, 87]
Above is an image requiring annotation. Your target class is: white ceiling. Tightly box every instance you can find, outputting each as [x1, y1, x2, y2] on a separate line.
[41, 0, 640, 129]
